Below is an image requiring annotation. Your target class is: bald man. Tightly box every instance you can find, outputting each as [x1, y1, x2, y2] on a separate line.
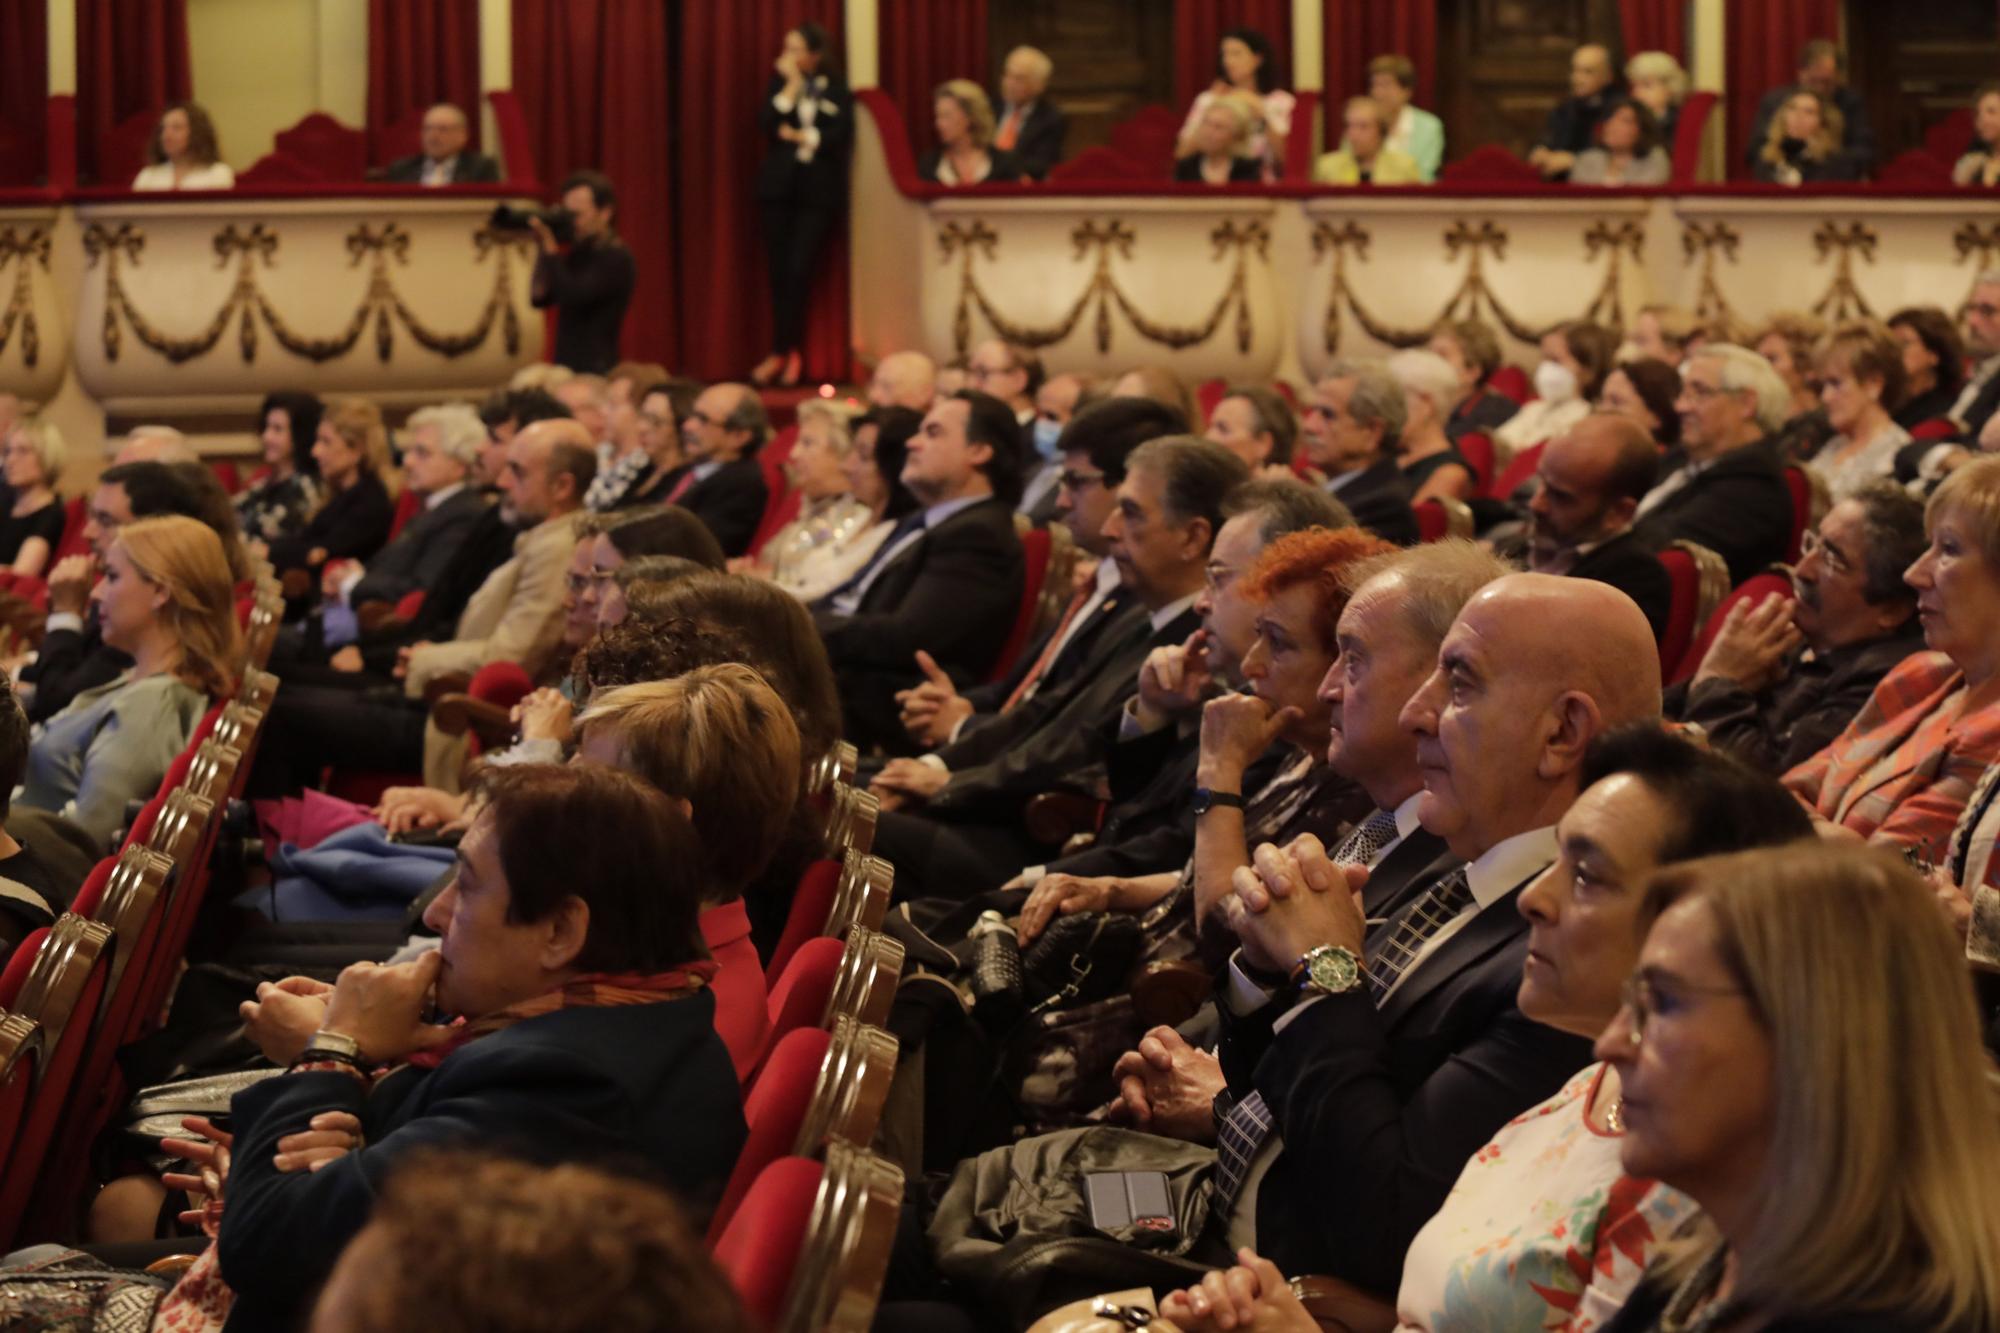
[1529, 43, 1620, 179]
[115, 425, 197, 466]
[992, 45, 1067, 180]
[1523, 413, 1672, 642]
[1191, 573, 1659, 1293]
[382, 103, 501, 185]
[868, 350, 937, 412]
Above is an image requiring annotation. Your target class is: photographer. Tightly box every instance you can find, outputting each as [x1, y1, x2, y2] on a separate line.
[527, 170, 636, 375]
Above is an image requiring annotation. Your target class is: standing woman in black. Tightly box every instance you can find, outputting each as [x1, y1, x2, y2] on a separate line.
[753, 22, 852, 389]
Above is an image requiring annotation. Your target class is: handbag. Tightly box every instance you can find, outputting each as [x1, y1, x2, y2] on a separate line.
[1022, 912, 1143, 1011]
[1024, 1290, 1176, 1333]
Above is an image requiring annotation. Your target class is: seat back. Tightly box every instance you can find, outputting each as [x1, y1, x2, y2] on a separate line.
[791, 1016, 897, 1159]
[1655, 540, 1731, 679]
[821, 928, 904, 1030]
[766, 859, 844, 984]
[1780, 465, 1823, 564]
[776, 1141, 905, 1333]
[0, 1011, 42, 1219]
[807, 741, 859, 802]
[985, 527, 1054, 683]
[386, 487, 423, 541]
[1671, 91, 1720, 184]
[52, 496, 89, 563]
[1412, 497, 1473, 542]
[1672, 571, 1795, 685]
[1457, 432, 1495, 496]
[713, 1156, 824, 1331]
[824, 850, 893, 940]
[1909, 417, 1958, 443]
[711, 1025, 831, 1240]
[822, 782, 879, 859]
[1491, 439, 1546, 500]
[5, 915, 113, 1243]
[1488, 365, 1532, 407]
[757, 936, 846, 1077]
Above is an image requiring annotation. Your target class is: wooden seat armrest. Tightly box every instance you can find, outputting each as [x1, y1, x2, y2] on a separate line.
[279, 567, 313, 601]
[420, 671, 473, 709]
[1023, 791, 1104, 848]
[1130, 959, 1212, 1029]
[354, 600, 403, 635]
[430, 693, 516, 750]
[1290, 1274, 1397, 1333]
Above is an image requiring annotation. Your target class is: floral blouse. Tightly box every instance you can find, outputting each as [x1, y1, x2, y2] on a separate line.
[1394, 1063, 1697, 1332]
[235, 472, 321, 544]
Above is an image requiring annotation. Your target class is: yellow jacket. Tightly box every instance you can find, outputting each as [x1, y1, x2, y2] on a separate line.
[1312, 147, 1424, 186]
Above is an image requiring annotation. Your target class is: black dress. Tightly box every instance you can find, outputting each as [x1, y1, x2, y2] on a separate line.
[916, 148, 1025, 184]
[1173, 153, 1261, 182]
[1892, 382, 1958, 431]
[0, 499, 66, 568]
[266, 472, 395, 575]
[1403, 447, 1474, 495]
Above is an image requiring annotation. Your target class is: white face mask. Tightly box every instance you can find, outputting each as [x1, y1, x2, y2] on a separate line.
[1535, 359, 1580, 406]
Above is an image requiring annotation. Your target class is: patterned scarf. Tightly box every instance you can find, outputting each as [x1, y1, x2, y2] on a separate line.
[406, 963, 719, 1069]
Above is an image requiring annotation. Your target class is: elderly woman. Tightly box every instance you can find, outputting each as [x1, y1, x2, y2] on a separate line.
[0, 415, 67, 575]
[1806, 319, 1911, 500]
[739, 400, 874, 599]
[1387, 349, 1475, 502]
[1158, 728, 1814, 1333]
[1367, 54, 1443, 182]
[264, 397, 396, 585]
[1625, 50, 1688, 145]
[1752, 310, 1832, 461]
[1312, 96, 1422, 186]
[1887, 305, 1967, 430]
[131, 101, 234, 190]
[1174, 91, 1263, 184]
[1428, 319, 1520, 443]
[1496, 321, 1618, 457]
[17, 516, 240, 846]
[918, 79, 1022, 185]
[1570, 97, 1670, 186]
[236, 391, 324, 545]
[1952, 81, 2000, 188]
[1204, 386, 1297, 473]
[1784, 455, 2000, 853]
[1176, 27, 1293, 180]
[1755, 89, 1864, 185]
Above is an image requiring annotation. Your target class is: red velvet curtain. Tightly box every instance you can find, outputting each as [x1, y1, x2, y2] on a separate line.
[1618, 0, 1686, 62]
[366, 0, 481, 165]
[878, 0, 987, 159]
[512, 0, 675, 365]
[0, 0, 48, 185]
[1725, 0, 1841, 177]
[675, 0, 849, 383]
[75, 0, 192, 186]
[1175, 0, 1293, 110]
[1322, 0, 1438, 112]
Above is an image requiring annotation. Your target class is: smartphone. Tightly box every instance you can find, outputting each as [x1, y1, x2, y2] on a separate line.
[1085, 1170, 1175, 1236]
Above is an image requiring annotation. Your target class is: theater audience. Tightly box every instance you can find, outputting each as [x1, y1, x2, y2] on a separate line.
[869, 350, 939, 412]
[1887, 304, 1966, 430]
[1177, 27, 1292, 180]
[237, 391, 324, 544]
[1367, 54, 1444, 182]
[1632, 344, 1795, 585]
[17, 516, 238, 847]
[1204, 385, 1296, 473]
[1530, 44, 1620, 179]
[1596, 845, 2000, 1332]
[1785, 456, 2000, 851]
[381, 103, 500, 185]
[920, 80, 1022, 185]
[1629, 304, 1699, 367]
[0, 415, 66, 576]
[1806, 319, 1911, 499]
[1176, 92, 1264, 184]
[1626, 49, 1688, 145]
[1312, 97, 1421, 186]
[1387, 349, 1475, 503]
[264, 397, 396, 587]
[1428, 319, 1520, 442]
[1570, 97, 1669, 186]
[132, 101, 233, 190]
[1953, 82, 2000, 187]
[993, 45, 1066, 181]
[1672, 484, 1925, 774]
[1745, 37, 1875, 174]
[1497, 321, 1616, 458]
[754, 21, 850, 390]
[1523, 414, 1673, 642]
[1111, 365, 1197, 430]
[0, 682, 65, 958]
[1754, 89, 1864, 186]
[668, 383, 770, 557]
[1301, 361, 1418, 545]
[1599, 357, 1682, 447]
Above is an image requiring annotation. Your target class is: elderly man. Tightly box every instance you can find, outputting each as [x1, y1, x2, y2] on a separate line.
[868, 350, 938, 412]
[382, 102, 501, 185]
[1523, 413, 1672, 641]
[113, 425, 196, 466]
[992, 45, 1067, 180]
[1631, 343, 1795, 585]
[1669, 483, 1927, 774]
[332, 404, 494, 617]
[1744, 39, 1874, 173]
[1529, 43, 1619, 179]
[967, 338, 1042, 427]
[665, 383, 769, 557]
[1302, 361, 1417, 546]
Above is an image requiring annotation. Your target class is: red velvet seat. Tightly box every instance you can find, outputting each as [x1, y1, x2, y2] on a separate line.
[1909, 418, 1958, 443]
[712, 1156, 823, 1329]
[1197, 378, 1228, 425]
[1670, 92, 1720, 185]
[52, 496, 89, 562]
[5, 916, 113, 1244]
[1780, 465, 1813, 564]
[1655, 546, 1703, 678]
[985, 527, 1053, 683]
[711, 1025, 830, 1240]
[1492, 440, 1547, 501]
[1458, 431, 1495, 496]
[387, 487, 422, 541]
[1413, 499, 1448, 543]
[752, 935, 845, 1080]
[1488, 366, 1532, 407]
[750, 424, 804, 557]
[1671, 571, 1795, 686]
[766, 859, 842, 984]
[0, 1012, 41, 1230]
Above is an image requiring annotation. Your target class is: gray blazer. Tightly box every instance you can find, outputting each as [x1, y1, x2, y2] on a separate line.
[17, 672, 206, 848]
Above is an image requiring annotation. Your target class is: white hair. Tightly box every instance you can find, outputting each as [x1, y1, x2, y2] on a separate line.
[9, 415, 66, 480]
[1005, 46, 1053, 88]
[116, 424, 195, 464]
[509, 363, 575, 392]
[1387, 348, 1464, 414]
[1692, 344, 1793, 435]
[405, 403, 487, 467]
[1625, 51, 1689, 101]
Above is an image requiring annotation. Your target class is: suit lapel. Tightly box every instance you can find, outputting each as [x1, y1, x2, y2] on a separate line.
[1378, 875, 1539, 1023]
[1362, 837, 1456, 919]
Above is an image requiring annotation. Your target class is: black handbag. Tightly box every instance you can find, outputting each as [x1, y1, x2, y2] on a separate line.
[1021, 912, 1143, 1011]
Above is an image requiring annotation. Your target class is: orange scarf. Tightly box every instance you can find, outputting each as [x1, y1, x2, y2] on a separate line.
[406, 963, 718, 1069]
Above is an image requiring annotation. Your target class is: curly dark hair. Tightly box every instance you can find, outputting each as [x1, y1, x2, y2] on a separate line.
[149, 101, 222, 168]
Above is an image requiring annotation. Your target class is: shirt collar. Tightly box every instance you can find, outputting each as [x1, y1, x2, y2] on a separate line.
[1092, 558, 1122, 596]
[922, 494, 985, 528]
[423, 481, 467, 512]
[691, 459, 724, 482]
[1148, 591, 1200, 633]
[1465, 824, 1559, 910]
[1391, 791, 1426, 840]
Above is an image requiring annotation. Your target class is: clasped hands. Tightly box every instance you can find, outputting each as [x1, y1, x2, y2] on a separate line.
[239, 953, 451, 1070]
[894, 649, 973, 750]
[1218, 834, 1371, 980]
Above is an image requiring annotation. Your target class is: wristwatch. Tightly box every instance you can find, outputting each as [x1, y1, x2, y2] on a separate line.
[1287, 945, 1363, 1001]
[300, 1028, 364, 1063]
[1191, 787, 1245, 817]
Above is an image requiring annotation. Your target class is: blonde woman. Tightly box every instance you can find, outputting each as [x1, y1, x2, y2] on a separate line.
[1175, 26, 1293, 180]
[1755, 90, 1863, 185]
[17, 516, 241, 846]
[1176, 92, 1262, 184]
[1312, 96, 1422, 186]
[919, 79, 1022, 185]
[740, 400, 874, 602]
[1807, 320, 1911, 500]
[0, 414, 67, 576]
[264, 396, 396, 583]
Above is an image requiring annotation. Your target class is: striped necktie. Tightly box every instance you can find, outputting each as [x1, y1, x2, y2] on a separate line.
[1332, 808, 1400, 866]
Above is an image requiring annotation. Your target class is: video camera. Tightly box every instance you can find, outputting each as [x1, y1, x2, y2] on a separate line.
[488, 204, 574, 245]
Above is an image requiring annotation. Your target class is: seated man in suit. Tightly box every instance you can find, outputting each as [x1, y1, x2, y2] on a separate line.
[1631, 344, 1796, 586]
[1528, 43, 1619, 179]
[381, 102, 501, 185]
[1669, 483, 1927, 774]
[869, 434, 1250, 898]
[813, 390, 1025, 752]
[1521, 413, 1672, 643]
[992, 45, 1067, 181]
[1303, 361, 1418, 546]
[868, 349, 938, 412]
[665, 382, 768, 557]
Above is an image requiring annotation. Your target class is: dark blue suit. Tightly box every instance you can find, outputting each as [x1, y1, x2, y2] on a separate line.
[219, 996, 744, 1331]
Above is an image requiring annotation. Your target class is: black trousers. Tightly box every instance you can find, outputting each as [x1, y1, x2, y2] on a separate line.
[872, 807, 1043, 904]
[760, 196, 838, 355]
[248, 683, 429, 797]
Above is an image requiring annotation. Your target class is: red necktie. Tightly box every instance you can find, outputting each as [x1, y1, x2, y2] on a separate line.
[996, 107, 1022, 152]
[665, 468, 699, 506]
[1002, 585, 1092, 712]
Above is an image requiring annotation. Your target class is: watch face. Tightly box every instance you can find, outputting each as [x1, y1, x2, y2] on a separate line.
[1306, 946, 1361, 993]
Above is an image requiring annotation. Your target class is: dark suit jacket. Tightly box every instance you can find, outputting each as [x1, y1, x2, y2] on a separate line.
[17, 616, 128, 724]
[531, 236, 636, 374]
[268, 472, 396, 574]
[1328, 457, 1418, 546]
[1745, 83, 1875, 171]
[382, 151, 502, 184]
[360, 500, 518, 672]
[1173, 154, 1261, 182]
[1569, 528, 1672, 646]
[815, 497, 1024, 750]
[998, 99, 1067, 180]
[219, 997, 744, 1332]
[1666, 628, 1926, 775]
[677, 457, 769, 558]
[961, 586, 1143, 723]
[755, 72, 853, 201]
[1445, 388, 1518, 444]
[1535, 88, 1621, 155]
[1357, 829, 1456, 918]
[1222, 867, 1593, 1295]
[1631, 438, 1794, 587]
[350, 487, 494, 607]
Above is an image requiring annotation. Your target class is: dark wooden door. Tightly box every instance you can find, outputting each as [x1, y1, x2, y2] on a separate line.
[1845, 0, 2000, 162]
[988, 0, 1175, 153]
[1435, 0, 1622, 158]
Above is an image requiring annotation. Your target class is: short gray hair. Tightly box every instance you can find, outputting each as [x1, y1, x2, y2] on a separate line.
[406, 403, 487, 467]
[1326, 359, 1408, 447]
[1387, 348, 1463, 415]
[1848, 481, 1926, 609]
[1128, 435, 1252, 534]
[1341, 538, 1514, 652]
[1690, 344, 1792, 435]
[1221, 476, 1354, 546]
[723, 388, 771, 451]
[794, 400, 855, 456]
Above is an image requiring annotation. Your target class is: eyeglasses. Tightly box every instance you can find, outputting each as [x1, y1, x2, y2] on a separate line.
[1797, 527, 1852, 577]
[1616, 973, 1745, 1046]
[685, 410, 722, 428]
[1204, 560, 1238, 592]
[1970, 302, 2000, 320]
[1679, 380, 1731, 402]
[1058, 469, 1105, 492]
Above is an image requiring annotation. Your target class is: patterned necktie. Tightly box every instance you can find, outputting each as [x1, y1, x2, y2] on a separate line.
[1001, 585, 1106, 711]
[1211, 1087, 1274, 1216]
[1332, 808, 1400, 866]
[825, 508, 928, 612]
[1365, 867, 1475, 1003]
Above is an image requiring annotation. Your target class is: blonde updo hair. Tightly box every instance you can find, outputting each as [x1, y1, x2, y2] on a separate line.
[113, 515, 243, 697]
[935, 79, 997, 148]
[320, 397, 395, 491]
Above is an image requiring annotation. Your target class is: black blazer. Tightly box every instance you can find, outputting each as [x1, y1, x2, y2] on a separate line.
[268, 472, 395, 574]
[381, 151, 501, 184]
[1631, 438, 1795, 586]
[676, 457, 769, 559]
[350, 486, 494, 607]
[962, 586, 1144, 720]
[814, 497, 1024, 750]
[1220, 865, 1593, 1295]
[531, 236, 636, 375]
[756, 72, 853, 202]
[1569, 528, 1672, 646]
[1173, 154, 1261, 183]
[997, 99, 1067, 180]
[219, 996, 744, 1332]
[1327, 457, 1418, 546]
[917, 147, 1025, 184]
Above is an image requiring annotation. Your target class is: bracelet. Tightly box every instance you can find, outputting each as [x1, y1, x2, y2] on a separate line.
[291, 1046, 365, 1073]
